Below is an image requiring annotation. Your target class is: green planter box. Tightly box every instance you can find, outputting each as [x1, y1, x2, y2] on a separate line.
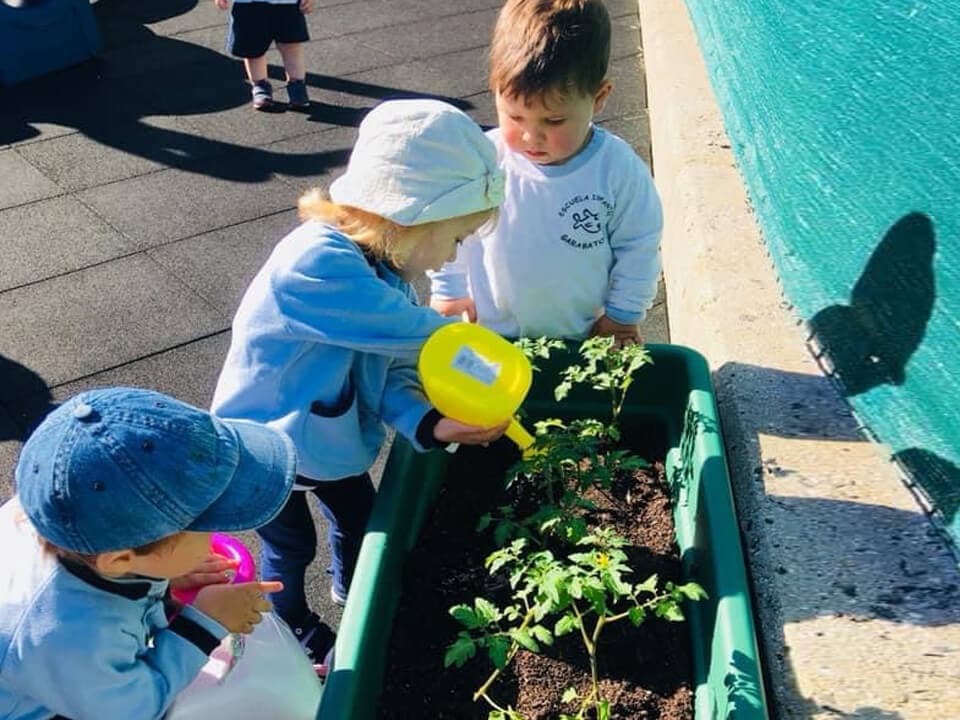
[317, 344, 769, 719]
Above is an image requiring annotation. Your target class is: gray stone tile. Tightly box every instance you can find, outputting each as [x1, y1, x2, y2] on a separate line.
[413, 0, 501, 14]
[611, 15, 643, 59]
[100, 1, 227, 40]
[308, 0, 429, 41]
[358, 8, 498, 61]
[15, 130, 170, 192]
[332, 58, 478, 106]
[97, 28, 224, 81]
[0, 197, 134, 292]
[44, 334, 231, 412]
[75, 155, 294, 250]
[0, 254, 226, 388]
[420, 45, 491, 99]
[0, 150, 62, 209]
[148, 210, 300, 313]
[251, 126, 355, 193]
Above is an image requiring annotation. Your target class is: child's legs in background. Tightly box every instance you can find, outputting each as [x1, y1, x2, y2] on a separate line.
[276, 42, 305, 82]
[243, 55, 269, 85]
[311, 472, 376, 599]
[226, 3, 273, 82]
[257, 490, 318, 626]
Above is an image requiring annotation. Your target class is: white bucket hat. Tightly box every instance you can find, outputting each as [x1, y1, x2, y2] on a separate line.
[329, 99, 505, 226]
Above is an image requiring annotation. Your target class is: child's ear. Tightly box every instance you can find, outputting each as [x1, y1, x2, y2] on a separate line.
[94, 549, 137, 577]
[593, 81, 613, 114]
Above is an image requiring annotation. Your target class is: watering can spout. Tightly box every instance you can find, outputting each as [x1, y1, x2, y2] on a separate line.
[505, 418, 536, 457]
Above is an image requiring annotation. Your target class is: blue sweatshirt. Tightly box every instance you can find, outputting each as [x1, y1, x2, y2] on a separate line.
[0, 499, 228, 720]
[212, 221, 451, 481]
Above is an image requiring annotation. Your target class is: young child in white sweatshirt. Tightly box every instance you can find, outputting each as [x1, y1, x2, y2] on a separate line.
[429, 0, 663, 344]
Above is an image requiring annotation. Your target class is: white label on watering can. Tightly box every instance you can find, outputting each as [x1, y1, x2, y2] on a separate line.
[451, 346, 501, 385]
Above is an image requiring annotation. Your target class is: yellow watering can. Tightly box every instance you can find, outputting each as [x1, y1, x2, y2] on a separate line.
[418, 322, 536, 454]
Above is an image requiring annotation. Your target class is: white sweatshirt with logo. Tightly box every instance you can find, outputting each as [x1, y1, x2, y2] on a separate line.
[428, 126, 662, 339]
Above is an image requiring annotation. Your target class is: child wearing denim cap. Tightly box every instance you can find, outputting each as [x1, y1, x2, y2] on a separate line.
[215, 0, 314, 110]
[429, 0, 663, 345]
[212, 98, 508, 662]
[0, 387, 297, 720]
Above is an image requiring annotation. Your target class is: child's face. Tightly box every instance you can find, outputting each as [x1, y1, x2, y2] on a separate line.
[495, 83, 612, 166]
[400, 210, 494, 277]
[106, 531, 213, 579]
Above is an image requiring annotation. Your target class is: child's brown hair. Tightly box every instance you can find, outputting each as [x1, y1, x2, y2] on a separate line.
[489, 0, 611, 100]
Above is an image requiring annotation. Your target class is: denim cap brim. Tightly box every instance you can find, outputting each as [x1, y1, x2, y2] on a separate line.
[15, 387, 298, 554]
[187, 418, 297, 533]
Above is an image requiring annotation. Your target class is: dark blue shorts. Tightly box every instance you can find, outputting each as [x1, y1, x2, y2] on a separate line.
[227, 2, 310, 58]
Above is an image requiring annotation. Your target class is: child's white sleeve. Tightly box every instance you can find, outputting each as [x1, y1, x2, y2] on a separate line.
[427, 240, 470, 300]
[605, 155, 664, 325]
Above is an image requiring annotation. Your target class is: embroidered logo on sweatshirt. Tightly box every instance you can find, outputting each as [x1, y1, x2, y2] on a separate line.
[557, 194, 613, 249]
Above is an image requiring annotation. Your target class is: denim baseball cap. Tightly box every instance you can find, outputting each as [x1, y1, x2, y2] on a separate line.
[15, 387, 297, 554]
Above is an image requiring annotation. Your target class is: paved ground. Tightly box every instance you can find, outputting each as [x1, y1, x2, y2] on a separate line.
[0, 0, 664, 632]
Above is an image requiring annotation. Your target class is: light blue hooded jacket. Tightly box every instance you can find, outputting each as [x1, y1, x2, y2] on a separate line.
[212, 221, 452, 481]
[0, 500, 228, 720]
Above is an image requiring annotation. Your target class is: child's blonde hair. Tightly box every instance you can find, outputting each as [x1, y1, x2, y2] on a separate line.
[299, 189, 495, 266]
[299, 189, 429, 266]
[489, 0, 611, 100]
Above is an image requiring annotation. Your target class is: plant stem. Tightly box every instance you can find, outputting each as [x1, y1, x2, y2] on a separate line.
[472, 610, 535, 704]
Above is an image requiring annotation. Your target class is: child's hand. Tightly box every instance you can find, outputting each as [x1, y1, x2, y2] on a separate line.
[213, 0, 229, 9]
[194, 581, 282, 634]
[589, 314, 641, 348]
[434, 417, 508, 446]
[170, 553, 239, 594]
[431, 297, 476, 322]
[300, 0, 313, 13]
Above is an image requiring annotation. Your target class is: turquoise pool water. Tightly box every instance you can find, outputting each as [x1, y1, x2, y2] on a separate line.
[685, 0, 960, 548]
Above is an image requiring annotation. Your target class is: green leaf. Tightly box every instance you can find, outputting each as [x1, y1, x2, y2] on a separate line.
[476, 514, 492, 532]
[530, 624, 554, 646]
[449, 604, 480, 629]
[487, 634, 511, 669]
[597, 699, 611, 720]
[636, 573, 659, 595]
[444, 635, 476, 667]
[474, 597, 501, 624]
[628, 606, 646, 626]
[675, 581, 708, 601]
[555, 614, 579, 636]
[658, 603, 685, 622]
[511, 628, 541, 654]
[561, 687, 579, 704]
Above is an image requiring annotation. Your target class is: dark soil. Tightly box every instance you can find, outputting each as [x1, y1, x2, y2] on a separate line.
[379, 439, 694, 720]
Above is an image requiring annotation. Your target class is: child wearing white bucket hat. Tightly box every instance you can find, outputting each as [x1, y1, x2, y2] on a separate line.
[212, 99, 508, 663]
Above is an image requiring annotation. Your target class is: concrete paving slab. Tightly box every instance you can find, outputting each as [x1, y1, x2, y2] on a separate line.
[250, 126, 354, 194]
[97, 0, 226, 41]
[331, 57, 479, 106]
[14, 129, 172, 192]
[358, 8, 499, 61]
[640, 1, 960, 716]
[0, 196, 134, 292]
[0, 150, 62, 209]
[308, 0, 432, 41]
[0, 62, 151, 149]
[0, 253, 226, 389]
[75, 155, 294, 249]
[420, 45, 491, 98]
[148, 210, 300, 313]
